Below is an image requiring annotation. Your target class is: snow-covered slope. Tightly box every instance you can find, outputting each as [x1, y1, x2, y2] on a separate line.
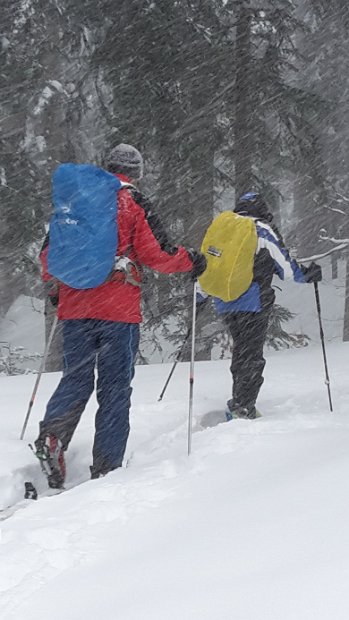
[1, 343, 349, 619]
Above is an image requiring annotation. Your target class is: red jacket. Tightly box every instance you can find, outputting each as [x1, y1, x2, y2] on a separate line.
[40, 174, 193, 323]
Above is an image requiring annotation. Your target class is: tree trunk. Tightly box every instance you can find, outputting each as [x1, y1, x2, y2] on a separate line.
[293, 175, 317, 258]
[343, 254, 349, 341]
[187, 150, 215, 361]
[44, 299, 63, 372]
[234, 6, 253, 199]
[331, 254, 338, 280]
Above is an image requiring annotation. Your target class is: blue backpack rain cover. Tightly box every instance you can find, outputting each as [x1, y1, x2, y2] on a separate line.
[47, 163, 121, 289]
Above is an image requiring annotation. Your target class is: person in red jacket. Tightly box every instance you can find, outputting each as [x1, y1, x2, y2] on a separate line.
[35, 143, 206, 488]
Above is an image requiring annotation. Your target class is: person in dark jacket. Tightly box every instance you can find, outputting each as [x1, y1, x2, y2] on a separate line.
[197, 191, 322, 420]
[35, 143, 206, 487]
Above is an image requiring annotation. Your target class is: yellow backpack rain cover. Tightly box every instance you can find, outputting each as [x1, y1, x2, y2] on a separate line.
[198, 211, 258, 302]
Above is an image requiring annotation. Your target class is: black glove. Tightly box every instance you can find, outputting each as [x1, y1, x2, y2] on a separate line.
[196, 292, 208, 305]
[301, 261, 322, 283]
[188, 250, 207, 281]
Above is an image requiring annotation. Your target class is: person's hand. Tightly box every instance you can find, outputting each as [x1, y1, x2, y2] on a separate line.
[301, 261, 322, 283]
[196, 292, 208, 305]
[187, 250, 207, 281]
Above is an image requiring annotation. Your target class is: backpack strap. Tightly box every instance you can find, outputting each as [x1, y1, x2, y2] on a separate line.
[113, 185, 178, 285]
[127, 188, 179, 256]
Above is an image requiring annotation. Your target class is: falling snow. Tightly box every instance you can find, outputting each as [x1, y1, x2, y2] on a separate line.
[1, 2, 349, 618]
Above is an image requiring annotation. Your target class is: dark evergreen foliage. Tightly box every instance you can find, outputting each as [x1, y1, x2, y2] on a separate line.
[1, 0, 349, 356]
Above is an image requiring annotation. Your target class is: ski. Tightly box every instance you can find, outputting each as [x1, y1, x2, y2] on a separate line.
[0, 498, 33, 521]
[0, 444, 67, 523]
[197, 408, 263, 430]
[0, 484, 64, 522]
[1, 443, 132, 523]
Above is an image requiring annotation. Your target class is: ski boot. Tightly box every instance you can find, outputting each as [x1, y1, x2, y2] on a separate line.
[90, 466, 105, 480]
[90, 463, 121, 479]
[226, 400, 260, 421]
[34, 434, 66, 489]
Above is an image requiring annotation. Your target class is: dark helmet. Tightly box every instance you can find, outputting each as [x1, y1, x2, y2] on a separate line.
[235, 191, 273, 222]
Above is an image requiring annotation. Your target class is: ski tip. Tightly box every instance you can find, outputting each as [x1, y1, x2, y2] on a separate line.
[24, 482, 38, 500]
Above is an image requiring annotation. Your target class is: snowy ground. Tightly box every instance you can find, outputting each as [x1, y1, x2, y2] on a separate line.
[1, 342, 349, 619]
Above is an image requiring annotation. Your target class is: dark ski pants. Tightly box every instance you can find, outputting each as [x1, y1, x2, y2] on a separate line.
[39, 319, 139, 474]
[223, 309, 271, 410]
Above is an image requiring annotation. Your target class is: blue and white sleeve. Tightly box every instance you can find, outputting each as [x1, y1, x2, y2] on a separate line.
[256, 223, 306, 282]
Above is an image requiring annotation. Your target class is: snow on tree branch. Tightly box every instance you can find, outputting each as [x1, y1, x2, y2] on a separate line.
[299, 226, 349, 262]
[324, 205, 347, 216]
[319, 230, 349, 245]
[300, 243, 349, 263]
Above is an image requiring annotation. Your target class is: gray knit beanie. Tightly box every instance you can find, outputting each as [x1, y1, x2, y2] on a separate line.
[106, 143, 144, 180]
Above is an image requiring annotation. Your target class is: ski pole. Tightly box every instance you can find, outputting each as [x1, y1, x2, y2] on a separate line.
[188, 281, 198, 456]
[314, 282, 333, 412]
[158, 302, 206, 402]
[20, 314, 59, 440]
[158, 326, 192, 401]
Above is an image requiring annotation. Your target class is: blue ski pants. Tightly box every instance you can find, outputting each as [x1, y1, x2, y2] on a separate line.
[39, 319, 139, 474]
